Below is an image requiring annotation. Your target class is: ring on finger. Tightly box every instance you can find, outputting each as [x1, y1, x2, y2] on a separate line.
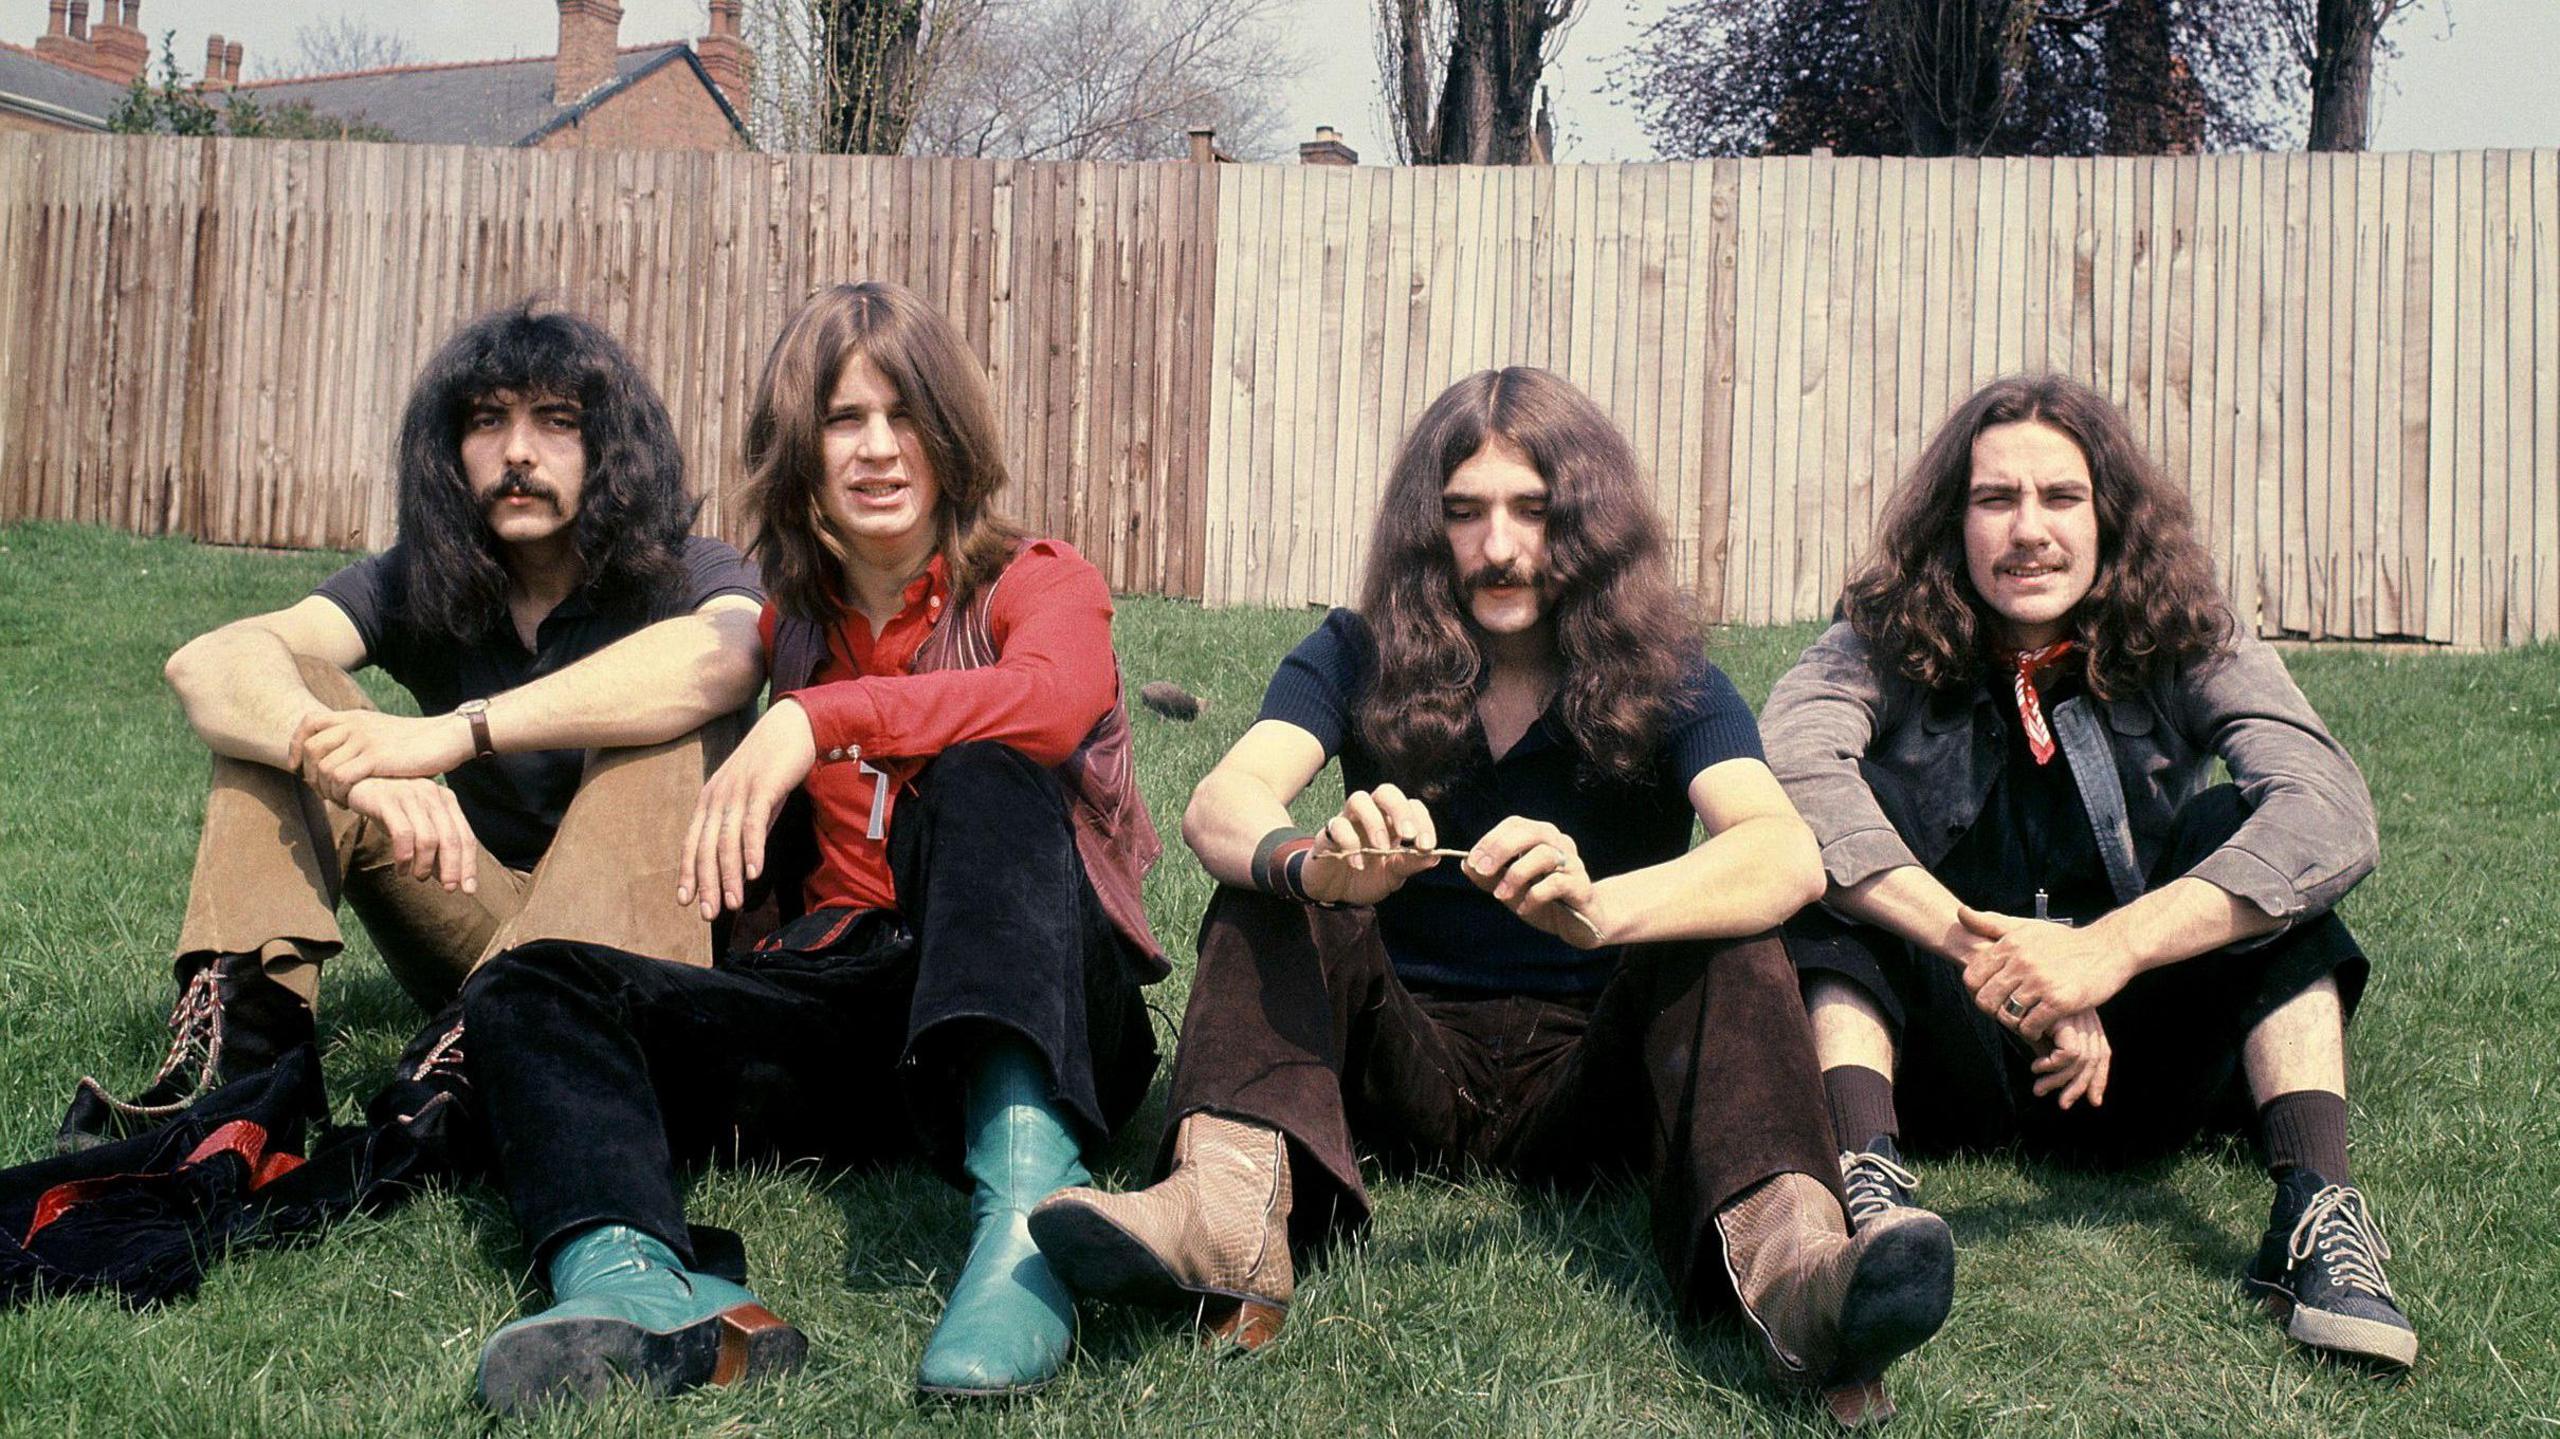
[2001, 995, 2031, 1020]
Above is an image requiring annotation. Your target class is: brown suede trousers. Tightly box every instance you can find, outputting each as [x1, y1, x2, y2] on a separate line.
[172, 657, 729, 1012]
[1164, 887, 1847, 1311]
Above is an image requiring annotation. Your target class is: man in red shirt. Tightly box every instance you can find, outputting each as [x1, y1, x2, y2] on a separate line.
[455, 282, 1164, 1414]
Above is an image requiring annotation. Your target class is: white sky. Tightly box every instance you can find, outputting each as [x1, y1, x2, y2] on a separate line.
[63, 0, 2560, 158]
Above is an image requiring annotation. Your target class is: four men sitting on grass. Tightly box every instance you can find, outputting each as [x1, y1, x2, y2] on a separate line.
[33, 295, 2415, 1422]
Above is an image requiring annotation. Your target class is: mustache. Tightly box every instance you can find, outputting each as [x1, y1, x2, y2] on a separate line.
[483, 469, 563, 514]
[1463, 563, 1536, 595]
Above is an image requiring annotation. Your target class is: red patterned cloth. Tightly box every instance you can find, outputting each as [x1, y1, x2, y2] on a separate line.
[2009, 641, 2080, 766]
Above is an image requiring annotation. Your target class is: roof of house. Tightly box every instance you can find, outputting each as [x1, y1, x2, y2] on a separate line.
[0, 40, 127, 129]
[226, 42, 749, 147]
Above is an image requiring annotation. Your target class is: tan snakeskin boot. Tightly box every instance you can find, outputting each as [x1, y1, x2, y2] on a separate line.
[1027, 1112, 1293, 1348]
[1715, 1172, 1955, 1426]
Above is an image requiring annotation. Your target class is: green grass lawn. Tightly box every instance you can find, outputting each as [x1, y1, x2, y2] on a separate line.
[2, 520, 2555, 1437]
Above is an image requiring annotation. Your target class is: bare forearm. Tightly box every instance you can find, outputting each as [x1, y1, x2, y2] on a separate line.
[1590, 814, 1825, 946]
[1829, 865, 1988, 965]
[165, 626, 331, 770]
[483, 606, 763, 753]
[1181, 768, 1302, 887]
[2090, 875, 2283, 976]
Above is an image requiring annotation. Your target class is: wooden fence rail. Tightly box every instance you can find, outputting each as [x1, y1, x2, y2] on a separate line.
[3, 133, 2553, 645]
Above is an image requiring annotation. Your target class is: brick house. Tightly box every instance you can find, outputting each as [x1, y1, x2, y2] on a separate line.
[1, 0, 753, 150]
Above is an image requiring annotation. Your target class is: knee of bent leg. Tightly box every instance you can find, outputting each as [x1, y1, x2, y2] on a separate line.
[291, 653, 374, 712]
[460, 939, 597, 1029]
[918, 740, 1063, 811]
[2162, 783, 2254, 870]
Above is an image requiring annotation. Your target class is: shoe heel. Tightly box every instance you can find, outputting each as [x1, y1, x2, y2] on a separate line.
[711, 1303, 807, 1387]
[1822, 1377, 1895, 1428]
[1201, 1297, 1286, 1352]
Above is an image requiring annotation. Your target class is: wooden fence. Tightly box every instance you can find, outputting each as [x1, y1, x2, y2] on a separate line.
[0, 134, 1217, 597]
[3, 132, 2554, 645]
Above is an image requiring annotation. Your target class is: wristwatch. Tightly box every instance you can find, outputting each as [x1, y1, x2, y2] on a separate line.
[455, 698, 496, 759]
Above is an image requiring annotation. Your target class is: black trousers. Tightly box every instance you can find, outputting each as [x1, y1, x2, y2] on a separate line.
[1165, 888, 1844, 1310]
[1787, 785, 2369, 1164]
[462, 742, 1158, 1267]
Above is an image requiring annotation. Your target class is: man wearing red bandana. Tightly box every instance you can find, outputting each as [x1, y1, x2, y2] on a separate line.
[1761, 374, 2417, 1372]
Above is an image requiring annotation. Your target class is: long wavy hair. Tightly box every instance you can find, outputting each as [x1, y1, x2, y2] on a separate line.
[1842, 373, 2233, 698]
[740, 281, 1023, 623]
[388, 302, 695, 641]
[1356, 368, 1699, 792]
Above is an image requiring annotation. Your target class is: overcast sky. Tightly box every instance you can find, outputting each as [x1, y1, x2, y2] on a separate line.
[64, 0, 2560, 159]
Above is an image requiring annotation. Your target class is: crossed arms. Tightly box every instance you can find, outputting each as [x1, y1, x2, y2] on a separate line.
[164, 593, 766, 893]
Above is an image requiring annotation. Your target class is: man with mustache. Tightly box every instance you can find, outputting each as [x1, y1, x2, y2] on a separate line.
[60, 302, 764, 1149]
[1761, 374, 2415, 1368]
[1031, 370, 1953, 1427]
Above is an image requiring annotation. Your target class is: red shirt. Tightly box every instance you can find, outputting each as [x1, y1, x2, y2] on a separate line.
[756, 540, 1121, 914]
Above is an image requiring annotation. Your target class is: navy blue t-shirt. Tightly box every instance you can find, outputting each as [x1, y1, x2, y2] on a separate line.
[1258, 608, 1766, 996]
[314, 535, 762, 870]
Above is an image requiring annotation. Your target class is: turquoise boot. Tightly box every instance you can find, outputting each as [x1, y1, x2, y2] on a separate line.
[914, 1037, 1091, 1398]
[474, 1224, 807, 1415]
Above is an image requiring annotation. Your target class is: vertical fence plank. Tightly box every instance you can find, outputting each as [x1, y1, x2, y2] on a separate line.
[2502, 149, 2537, 645]
[2536, 148, 2560, 641]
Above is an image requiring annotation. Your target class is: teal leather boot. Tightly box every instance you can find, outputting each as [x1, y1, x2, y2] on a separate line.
[914, 1037, 1091, 1398]
[474, 1224, 807, 1415]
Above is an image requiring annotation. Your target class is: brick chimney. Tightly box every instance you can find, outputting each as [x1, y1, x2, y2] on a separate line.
[695, 0, 750, 111]
[33, 0, 77, 67]
[225, 39, 242, 84]
[198, 33, 229, 91]
[88, 0, 147, 85]
[1298, 126, 1358, 167]
[554, 0, 623, 106]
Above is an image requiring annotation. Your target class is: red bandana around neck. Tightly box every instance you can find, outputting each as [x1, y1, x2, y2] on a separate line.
[2009, 641, 2079, 766]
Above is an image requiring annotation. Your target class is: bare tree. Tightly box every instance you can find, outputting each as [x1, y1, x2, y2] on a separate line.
[2267, 0, 2430, 149]
[743, 0, 992, 154]
[1374, 0, 1583, 164]
[259, 18, 419, 79]
[909, 0, 1296, 160]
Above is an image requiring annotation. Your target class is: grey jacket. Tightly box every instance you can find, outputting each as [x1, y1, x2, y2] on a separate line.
[1762, 622, 2379, 930]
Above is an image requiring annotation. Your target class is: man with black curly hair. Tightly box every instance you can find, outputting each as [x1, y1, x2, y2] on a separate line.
[60, 302, 764, 1151]
[1764, 373, 2415, 1371]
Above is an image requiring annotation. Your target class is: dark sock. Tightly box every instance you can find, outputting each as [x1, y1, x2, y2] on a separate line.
[2258, 1089, 2351, 1183]
[1823, 1064, 1900, 1153]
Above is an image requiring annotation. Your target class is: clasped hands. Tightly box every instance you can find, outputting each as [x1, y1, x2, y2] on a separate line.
[1299, 785, 1609, 948]
[286, 706, 482, 894]
[1956, 903, 2140, 1111]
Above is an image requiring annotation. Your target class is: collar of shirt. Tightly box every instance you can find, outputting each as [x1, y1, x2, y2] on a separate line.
[834, 553, 951, 677]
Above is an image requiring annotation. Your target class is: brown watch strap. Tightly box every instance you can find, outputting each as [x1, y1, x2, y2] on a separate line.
[460, 701, 495, 759]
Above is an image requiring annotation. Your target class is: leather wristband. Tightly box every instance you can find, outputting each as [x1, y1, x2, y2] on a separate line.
[1248, 825, 1331, 906]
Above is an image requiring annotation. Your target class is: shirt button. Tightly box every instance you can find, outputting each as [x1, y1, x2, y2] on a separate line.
[929, 597, 942, 610]
[845, 744, 861, 760]
[826, 747, 846, 761]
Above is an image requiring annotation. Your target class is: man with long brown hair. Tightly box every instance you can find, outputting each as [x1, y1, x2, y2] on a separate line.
[459, 282, 1163, 1411]
[1763, 373, 2416, 1369]
[1031, 368, 1954, 1426]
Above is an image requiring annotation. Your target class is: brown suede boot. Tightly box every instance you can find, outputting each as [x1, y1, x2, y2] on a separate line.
[1026, 1112, 1293, 1349]
[1715, 1172, 1954, 1427]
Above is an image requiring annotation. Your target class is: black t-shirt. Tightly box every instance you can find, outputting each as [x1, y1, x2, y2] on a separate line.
[1933, 670, 2112, 925]
[313, 535, 762, 870]
[1258, 608, 1766, 996]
